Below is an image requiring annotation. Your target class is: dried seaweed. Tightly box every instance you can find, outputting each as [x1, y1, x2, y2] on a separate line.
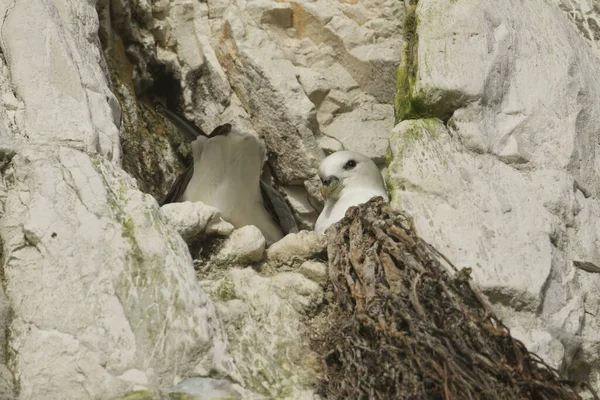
[315, 197, 596, 400]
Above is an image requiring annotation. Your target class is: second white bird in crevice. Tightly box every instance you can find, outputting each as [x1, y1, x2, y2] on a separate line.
[315, 150, 388, 234]
[158, 105, 297, 245]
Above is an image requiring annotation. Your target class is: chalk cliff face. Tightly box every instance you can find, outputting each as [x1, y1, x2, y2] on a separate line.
[0, 0, 395, 397]
[387, 0, 600, 389]
[0, 1, 242, 399]
[555, 0, 600, 58]
[102, 0, 403, 228]
[1, 0, 600, 398]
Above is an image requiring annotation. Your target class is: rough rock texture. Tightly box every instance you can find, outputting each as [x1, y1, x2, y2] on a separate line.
[115, 98, 192, 205]
[168, 377, 248, 399]
[185, 229, 326, 399]
[111, 377, 255, 400]
[0, 287, 14, 399]
[266, 231, 327, 266]
[97, 1, 193, 203]
[0, 1, 241, 399]
[387, 0, 600, 389]
[7, 0, 600, 398]
[161, 201, 234, 242]
[0, 0, 119, 159]
[198, 232, 327, 399]
[2, 143, 240, 400]
[101, 0, 403, 228]
[211, 226, 266, 265]
[554, 0, 600, 58]
[94, 1, 391, 394]
[298, 260, 328, 285]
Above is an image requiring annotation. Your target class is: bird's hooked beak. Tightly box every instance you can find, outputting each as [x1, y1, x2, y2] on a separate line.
[320, 175, 342, 200]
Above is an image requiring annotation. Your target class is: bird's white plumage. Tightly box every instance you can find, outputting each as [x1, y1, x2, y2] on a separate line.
[180, 128, 284, 244]
[315, 151, 388, 234]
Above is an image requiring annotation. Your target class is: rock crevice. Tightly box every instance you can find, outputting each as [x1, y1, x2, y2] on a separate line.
[387, 0, 600, 388]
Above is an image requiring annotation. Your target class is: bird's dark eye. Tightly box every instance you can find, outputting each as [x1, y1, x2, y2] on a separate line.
[343, 159, 357, 170]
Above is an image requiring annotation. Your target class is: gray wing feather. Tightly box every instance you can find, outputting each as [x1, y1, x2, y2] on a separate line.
[260, 180, 299, 235]
[155, 102, 233, 140]
[155, 103, 208, 141]
[161, 162, 194, 205]
[210, 123, 232, 137]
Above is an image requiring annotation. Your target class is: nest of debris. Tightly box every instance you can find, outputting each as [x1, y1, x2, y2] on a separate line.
[314, 197, 596, 399]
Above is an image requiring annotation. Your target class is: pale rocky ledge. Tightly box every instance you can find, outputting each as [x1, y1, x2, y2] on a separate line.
[0, 0, 598, 398]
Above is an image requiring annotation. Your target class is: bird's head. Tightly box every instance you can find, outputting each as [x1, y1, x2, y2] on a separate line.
[318, 151, 383, 201]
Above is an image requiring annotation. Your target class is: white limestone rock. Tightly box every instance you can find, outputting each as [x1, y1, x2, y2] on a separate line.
[388, 119, 555, 311]
[193, 228, 331, 399]
[113, 380, 263, 400]
[0, 0, 242, 398]
[213, 225, 266, 265]
[200, 267, 323, 399]
[215, 31, 323, 184]
[316, 136, 344, 155]
[388, 0, 600, 388]
[210, 0, 403, 200]
[168, 1, 250, 133]
[169, 377, 258, 400]
[281, 185, 321, 231]
[266, 231, 327, 267]
[491, 302, 567, 369]
[0, 0, 120, 161]
[191, 225, 327, 399]
[161, 201, 234, 242]
[15, 0, 600, 397]
[117, 0, 404, 227]
[1, 147, 241, 399]
[298, 261, 328, 285]
[553, 0, 600, 60]
[321, 103, 395, 163]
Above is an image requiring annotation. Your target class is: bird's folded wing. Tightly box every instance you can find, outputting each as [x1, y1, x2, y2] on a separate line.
[155, 103, 208, 141]
[210, 123, 232, 137]
[161, 163, 194, 205]
[260, 180, 299, 235]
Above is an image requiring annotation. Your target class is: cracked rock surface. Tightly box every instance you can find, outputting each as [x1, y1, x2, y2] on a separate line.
[387, 0, 600, 389]
[0, 0, 402, 396]
[198, 231, 327, 400]
[104, 0, 403, 228]
[0, 1, 240, 398]
[554, 0, 600, 59]
[5, 0, 600, 397]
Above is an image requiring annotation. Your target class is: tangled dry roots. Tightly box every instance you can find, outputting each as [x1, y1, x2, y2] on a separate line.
[316, 197, 595, 400]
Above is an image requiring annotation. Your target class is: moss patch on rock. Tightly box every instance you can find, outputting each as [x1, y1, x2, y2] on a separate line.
[215, 277, 238, 302]
[111, 390, 195, 400]
[385, 118, 446, 207]
[395, 4, 420, 123]
[203, 270, 322, 399]
[387, 118, 442, 167]
[111, 390, 158, 400]
[101, 27, 192, 203]
[394, 3, 464, 123]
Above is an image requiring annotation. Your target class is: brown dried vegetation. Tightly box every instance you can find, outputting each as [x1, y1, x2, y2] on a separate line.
[315, 197, 596, 400]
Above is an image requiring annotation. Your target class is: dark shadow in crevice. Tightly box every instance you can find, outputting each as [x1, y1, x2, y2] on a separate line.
[146, 62, 182, 110]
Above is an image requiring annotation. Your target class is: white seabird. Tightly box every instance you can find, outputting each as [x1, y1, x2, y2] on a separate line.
[158, 105, 297, 245]
[315, 150, 388, 234]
